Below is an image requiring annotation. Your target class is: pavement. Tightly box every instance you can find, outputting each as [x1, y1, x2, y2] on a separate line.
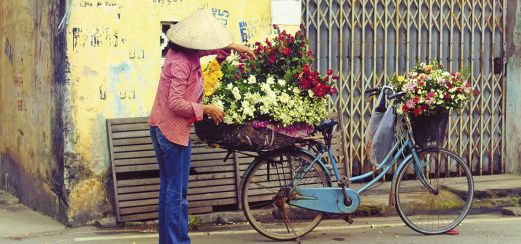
[1, 174, 520, 243]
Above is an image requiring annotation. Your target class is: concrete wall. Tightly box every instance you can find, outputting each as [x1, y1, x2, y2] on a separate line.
[61, 0, 276, 225]
[506, 0, 521, 175]
[0, 0, 67, 222]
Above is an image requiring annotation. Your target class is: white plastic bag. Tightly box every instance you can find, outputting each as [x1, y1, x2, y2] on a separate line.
[365, 92, 386, 166]
[370, 106, 396, 165]
[364, 91, 386, 145]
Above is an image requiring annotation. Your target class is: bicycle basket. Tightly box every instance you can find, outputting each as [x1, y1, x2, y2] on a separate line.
[410, 111, 449, 146]
[194, 117, 298, 151]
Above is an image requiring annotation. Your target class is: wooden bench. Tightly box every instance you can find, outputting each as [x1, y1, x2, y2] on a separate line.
[107, 117, 346, 222]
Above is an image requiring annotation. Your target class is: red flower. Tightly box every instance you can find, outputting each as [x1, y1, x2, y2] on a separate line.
[273, 24, 278, 29]
[283, 47, 292, 56]
[234, 74, 240, 80]
[327, 69, 333, 75]
[268, 55, 276, 64]
[300, 42, 306, 47]
[324, 76, 329, 82]
[428, 91, 435, 97]
[265, 38, 272, 47]
[299, 79, 311, 89]
[473, 89, 480, 96]
[303, 64, 311, 74]
[312, 83, 327, 97]
[402, 104, 409, 113]
[330, 87, 337, 94]
[447, 83, 453, 89]
[413, 96, 420, 103]
[332, 75, 339, 80]
[413, 107, 423, 117]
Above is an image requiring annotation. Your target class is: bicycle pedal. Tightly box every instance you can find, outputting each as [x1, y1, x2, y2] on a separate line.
[343, 214, 354, 224]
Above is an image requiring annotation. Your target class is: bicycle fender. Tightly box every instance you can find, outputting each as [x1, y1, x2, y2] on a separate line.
[390, 146, 438, 197]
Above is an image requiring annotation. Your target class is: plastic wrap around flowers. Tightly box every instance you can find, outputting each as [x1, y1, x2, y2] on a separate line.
[201, 24, 337, 133]
[392, 62, 479, 117]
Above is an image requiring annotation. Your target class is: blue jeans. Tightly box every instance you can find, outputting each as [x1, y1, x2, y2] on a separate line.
[150, 127, 191, 244]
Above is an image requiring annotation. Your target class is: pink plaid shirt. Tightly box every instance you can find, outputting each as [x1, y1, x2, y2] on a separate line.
[148, 48, 230, 146]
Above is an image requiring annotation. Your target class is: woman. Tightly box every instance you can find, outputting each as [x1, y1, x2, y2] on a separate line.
[148, 9, 254, 244]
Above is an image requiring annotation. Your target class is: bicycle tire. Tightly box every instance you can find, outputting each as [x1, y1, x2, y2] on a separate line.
[241, 149, 330, 241]
[394, 147, 474, 234]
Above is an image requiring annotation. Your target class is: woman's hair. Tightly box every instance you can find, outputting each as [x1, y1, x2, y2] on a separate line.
[168, 42, 193, 52]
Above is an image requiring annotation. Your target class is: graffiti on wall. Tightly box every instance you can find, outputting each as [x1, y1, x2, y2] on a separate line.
[238, 16, 273, 43]
[72, 27, 124, 51]
[212, 8, 230, 26]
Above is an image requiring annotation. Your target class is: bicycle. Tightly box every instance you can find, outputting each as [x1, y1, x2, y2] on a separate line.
[240, 86, 474, 241]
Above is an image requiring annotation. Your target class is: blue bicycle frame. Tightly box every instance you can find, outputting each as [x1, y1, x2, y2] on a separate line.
[286, 134, 436, 214]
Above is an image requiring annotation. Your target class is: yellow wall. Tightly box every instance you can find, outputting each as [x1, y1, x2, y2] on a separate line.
[64, 0, 277, 223]
[0, 0, 67, 222]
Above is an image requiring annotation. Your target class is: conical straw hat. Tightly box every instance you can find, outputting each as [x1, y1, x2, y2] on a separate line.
[167, 9, 233, 50]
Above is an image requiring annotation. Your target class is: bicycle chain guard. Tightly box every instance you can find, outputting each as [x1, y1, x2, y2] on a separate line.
[288, 187, 360, 214]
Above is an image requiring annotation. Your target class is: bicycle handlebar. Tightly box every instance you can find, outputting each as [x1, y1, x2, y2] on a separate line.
[388, 91, 406, 100]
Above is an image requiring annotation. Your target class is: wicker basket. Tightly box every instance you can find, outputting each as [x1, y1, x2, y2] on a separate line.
[194, 118, 298, 151]
[410, 111, 449, 146]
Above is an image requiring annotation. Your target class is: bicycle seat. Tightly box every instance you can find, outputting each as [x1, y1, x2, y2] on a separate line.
[315, 119, 338, 132]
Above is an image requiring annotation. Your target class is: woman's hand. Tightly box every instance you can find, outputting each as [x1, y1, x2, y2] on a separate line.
[227, 43, 256, 60]
[203, 104, 225, 124]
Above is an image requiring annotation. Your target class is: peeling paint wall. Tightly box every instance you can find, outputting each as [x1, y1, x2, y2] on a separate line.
[0, 0, 67, 222]
[506, 0, 521, 175]
[63, 0, 274, 225]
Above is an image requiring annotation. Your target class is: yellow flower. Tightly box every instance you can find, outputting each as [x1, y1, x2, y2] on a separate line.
[202, 59, 223, 97]
[397, 75, 405, 82]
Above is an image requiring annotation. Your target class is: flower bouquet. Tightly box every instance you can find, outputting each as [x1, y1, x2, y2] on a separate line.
[391, 62, 479, 145]
[196, 24, 337, 150]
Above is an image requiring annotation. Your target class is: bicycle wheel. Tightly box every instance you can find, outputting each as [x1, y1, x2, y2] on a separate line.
[395, 147, 474, 234]
[241, 149, 330, 241]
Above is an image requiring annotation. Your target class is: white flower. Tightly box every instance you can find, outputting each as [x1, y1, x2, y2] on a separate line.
[308, 90, 314, 97]
[267, 76, 275, 85]
[277, 79, 286, 86]
[248, 75, 256, 84]
[279, 93, 290, 103]
[212, 100, 224, 110]
[226, 83, 233, 90]
[232, 87, 241, 100]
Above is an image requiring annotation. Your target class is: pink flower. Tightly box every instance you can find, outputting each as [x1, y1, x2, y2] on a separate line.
[425, 98, 433, 105]
[440, 79, 446, 85]
[405, 100, 415, 109]
[406, 82, 416, 91]
[428, 91, 435, 97]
